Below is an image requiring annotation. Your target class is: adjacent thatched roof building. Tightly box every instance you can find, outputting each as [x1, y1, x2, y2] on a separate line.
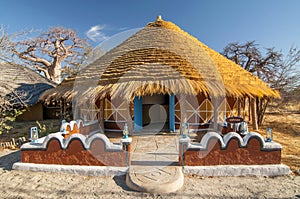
[0, 62, 56, 106]
[0, 62, 57, 121]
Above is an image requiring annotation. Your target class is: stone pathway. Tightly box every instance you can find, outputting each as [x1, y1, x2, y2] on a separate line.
[126, 135, 184, 193]
[131, 135, 179, 166]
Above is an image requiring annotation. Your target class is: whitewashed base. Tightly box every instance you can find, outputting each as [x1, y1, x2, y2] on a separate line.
[12, 162, 127, 176]
[183, 164, 290, 177]
[13, 163, 290, 177]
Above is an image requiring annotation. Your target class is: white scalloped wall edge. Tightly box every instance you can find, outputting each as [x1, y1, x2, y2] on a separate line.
[63, 120, 98, 131]
[21, 132, 123, 151]
[188, 132, 282, 150]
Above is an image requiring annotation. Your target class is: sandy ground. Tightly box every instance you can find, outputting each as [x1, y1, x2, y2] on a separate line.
[0, 149, 299, 199]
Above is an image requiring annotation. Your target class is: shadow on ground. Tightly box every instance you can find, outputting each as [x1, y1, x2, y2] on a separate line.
[0, 150, 21, 170]
[113, 174, 133, 191]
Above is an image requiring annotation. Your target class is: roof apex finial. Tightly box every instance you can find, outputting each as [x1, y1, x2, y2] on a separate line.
[156, 15, 162, 21]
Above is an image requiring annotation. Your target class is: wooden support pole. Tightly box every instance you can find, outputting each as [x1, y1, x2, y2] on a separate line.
[250, 98, 258, 130]
[237, 98, 242, 116]
[98, 99, 105, 132]
[60, 99, 63, 119]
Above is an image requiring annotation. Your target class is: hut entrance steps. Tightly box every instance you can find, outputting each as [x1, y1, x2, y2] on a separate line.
[126, 135, 184, 193]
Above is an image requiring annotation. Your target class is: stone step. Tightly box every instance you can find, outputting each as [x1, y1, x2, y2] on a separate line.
[126, 166, 184, 193]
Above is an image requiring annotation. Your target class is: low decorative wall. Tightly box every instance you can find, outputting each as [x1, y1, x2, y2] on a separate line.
[21, 133, 132, 167]
[179, 132, 282, 166]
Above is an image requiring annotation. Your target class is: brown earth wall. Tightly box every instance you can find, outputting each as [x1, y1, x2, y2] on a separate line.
[179, 137, 281, 166]
[22, 138, 131, 166]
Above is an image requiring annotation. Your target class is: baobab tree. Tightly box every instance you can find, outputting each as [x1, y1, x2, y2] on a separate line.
[10, 27, 87, 83]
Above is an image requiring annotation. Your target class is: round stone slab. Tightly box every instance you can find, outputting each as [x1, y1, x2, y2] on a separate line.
[126, 165, 184, 193]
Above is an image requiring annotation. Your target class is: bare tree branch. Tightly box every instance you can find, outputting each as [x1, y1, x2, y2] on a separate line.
[0, 83, 27, 134]
[8, 27, 88, 83]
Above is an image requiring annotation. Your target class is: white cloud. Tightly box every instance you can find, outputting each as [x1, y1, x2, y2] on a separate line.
[86, 25, 109, 43]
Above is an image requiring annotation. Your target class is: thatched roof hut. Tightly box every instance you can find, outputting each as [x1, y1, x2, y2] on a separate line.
[0, 62, 56, 121]
[0, 62, 55, 106]
[40, 16, 279, 133]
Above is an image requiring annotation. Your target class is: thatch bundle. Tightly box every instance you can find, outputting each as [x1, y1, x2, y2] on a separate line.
[41, 16, 279, 103]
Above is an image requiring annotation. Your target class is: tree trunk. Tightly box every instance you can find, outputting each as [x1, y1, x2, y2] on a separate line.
[250, 98, 258, 130]
[48, 63, 61, 83]
[256, 98, 269, 125]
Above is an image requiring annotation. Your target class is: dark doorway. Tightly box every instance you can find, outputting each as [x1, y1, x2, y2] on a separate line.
[142, 94, 169, 131]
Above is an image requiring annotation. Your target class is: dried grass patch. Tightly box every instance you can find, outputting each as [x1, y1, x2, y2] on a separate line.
[256, 112, 300, 173]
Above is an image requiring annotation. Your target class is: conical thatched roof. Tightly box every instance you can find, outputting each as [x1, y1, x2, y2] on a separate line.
[0, 62, 56, 106]
[41, 16, 279, 103]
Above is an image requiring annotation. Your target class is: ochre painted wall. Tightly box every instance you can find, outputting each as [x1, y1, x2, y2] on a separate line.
[179, 138, 281, 166]
[21, 138, 130, 166]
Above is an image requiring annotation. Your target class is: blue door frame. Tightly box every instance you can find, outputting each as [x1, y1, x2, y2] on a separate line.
[133, 94, 175, 132]
[169, 94, 175, 132]
[134, 97, 143, 132]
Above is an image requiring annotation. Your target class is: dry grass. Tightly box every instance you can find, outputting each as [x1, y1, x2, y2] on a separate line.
[255, 112, 300, 173]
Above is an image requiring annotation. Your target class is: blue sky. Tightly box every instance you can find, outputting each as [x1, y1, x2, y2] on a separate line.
[1, 0, 300, 54]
